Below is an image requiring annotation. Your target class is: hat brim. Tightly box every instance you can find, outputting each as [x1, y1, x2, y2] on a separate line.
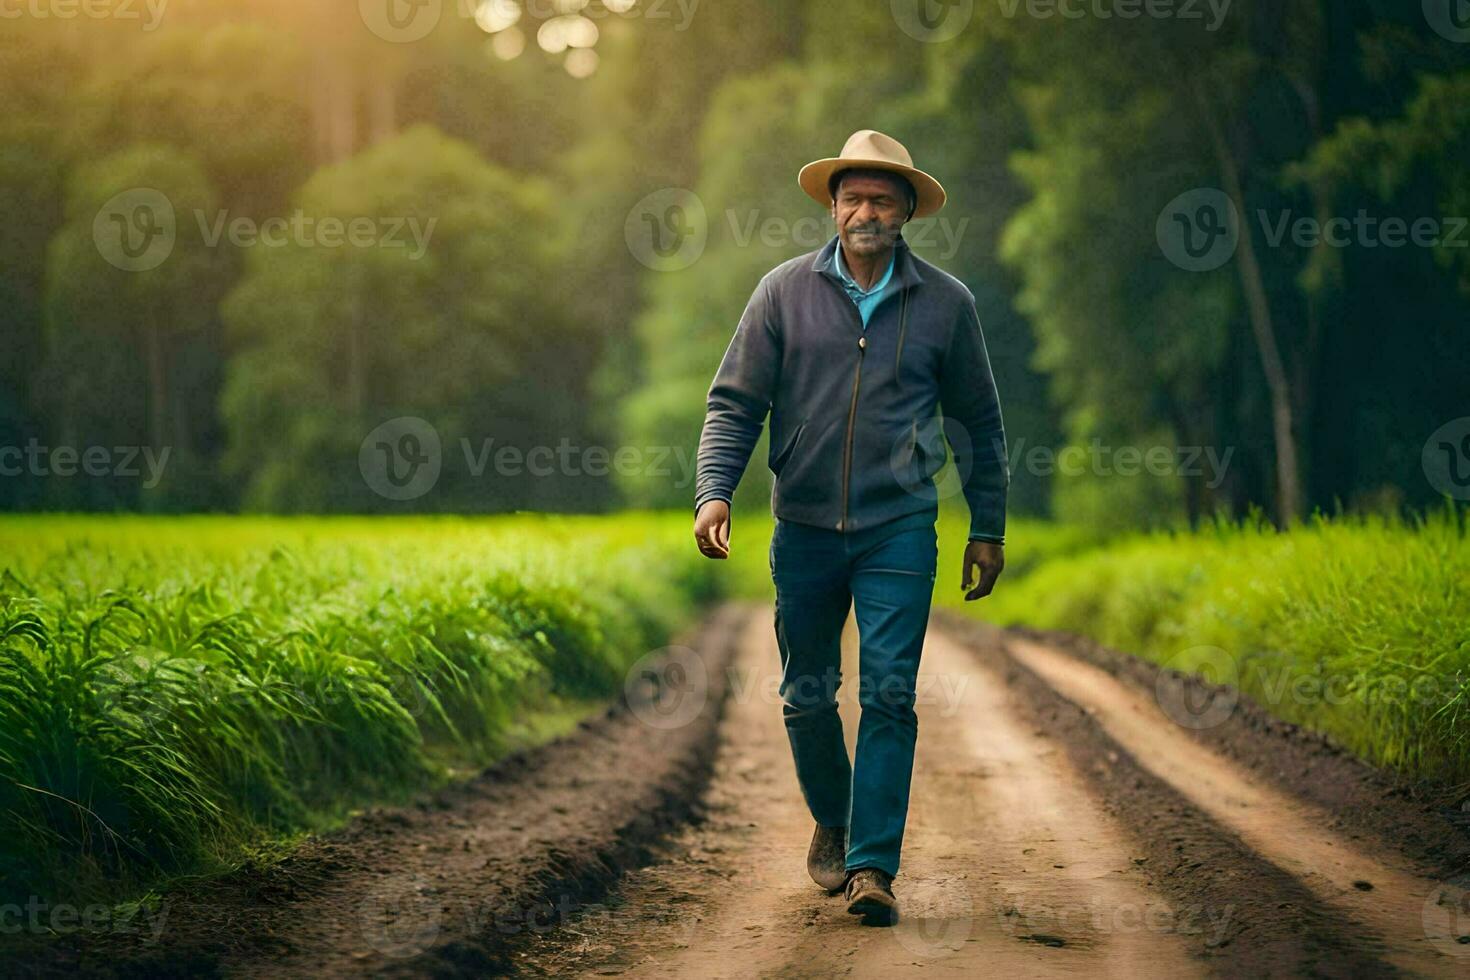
[798, 157, 946, 218]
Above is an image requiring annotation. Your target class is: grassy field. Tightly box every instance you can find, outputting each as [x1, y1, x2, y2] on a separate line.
[4, 506, 1464, 907]
[731, 504, 1469, 787]
[944, 508, 1470, 789]
[0, 514, 721, 903]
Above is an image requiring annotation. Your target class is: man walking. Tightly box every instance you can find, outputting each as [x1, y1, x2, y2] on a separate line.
[692, 130, 1009, 925]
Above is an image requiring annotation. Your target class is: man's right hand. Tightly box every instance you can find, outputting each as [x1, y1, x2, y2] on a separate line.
[694, 500, 731, 559]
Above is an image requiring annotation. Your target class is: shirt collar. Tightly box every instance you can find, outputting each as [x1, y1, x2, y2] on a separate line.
[814, 233, 925, 291]
[832, 243, 896, 296]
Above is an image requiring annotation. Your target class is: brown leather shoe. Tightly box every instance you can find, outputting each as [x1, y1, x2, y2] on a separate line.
[845, 868, 898, 925]
[806, 824, 847, 891]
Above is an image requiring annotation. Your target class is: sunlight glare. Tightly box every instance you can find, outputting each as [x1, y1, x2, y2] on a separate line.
[474, 0, 521, 34]
[491, 26, 526, 59]
[564, 48, 598, 79]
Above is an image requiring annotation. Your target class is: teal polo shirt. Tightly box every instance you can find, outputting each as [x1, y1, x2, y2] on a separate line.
[830, 243, 898, 327]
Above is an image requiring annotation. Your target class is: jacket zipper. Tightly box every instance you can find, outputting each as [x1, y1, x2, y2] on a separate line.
[839, 331, 866, 531]
[830, 251, 910, 532]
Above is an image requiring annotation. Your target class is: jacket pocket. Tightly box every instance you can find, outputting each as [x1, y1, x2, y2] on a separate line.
[912, 418, 947, 483]
[770, 421, 807, 477]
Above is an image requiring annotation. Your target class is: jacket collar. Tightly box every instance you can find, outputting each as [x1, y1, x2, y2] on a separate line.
[812, 233, 925, 292]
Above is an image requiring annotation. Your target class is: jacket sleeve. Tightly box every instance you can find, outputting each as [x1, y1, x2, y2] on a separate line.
[938, 297, 1009, 544]
[693, 275, 781, 516]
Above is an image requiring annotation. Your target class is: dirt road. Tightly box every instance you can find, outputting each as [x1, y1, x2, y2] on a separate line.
[11, 602, 1469, 978]
[517, 605, 1469, 979]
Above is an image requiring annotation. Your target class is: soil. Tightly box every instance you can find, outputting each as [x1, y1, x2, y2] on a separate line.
[4, 604, 747, 979]
[7, 601, 1469, 978]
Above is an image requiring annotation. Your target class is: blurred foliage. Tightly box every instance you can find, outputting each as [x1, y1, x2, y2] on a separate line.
[219, 125, 578, 511]
[0, 0, 1466, 530]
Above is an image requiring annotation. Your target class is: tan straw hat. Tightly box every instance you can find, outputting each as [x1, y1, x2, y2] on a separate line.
[798, 129, 946, 218]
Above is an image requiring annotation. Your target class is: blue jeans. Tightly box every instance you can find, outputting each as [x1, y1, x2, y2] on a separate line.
[768, 512, 937, 878]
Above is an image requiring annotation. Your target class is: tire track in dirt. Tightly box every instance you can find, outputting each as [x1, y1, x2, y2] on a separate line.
[25, 601, 1460, 977]
[937, 614, 1405, 977]
[1003, 635, 1464, 978]
[520, 610, 1204, 978]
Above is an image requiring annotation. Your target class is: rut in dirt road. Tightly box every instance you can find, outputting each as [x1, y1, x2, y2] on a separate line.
[519, 605, 1468, 979]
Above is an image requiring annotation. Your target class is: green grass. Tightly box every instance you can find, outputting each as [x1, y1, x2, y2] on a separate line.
[955, 507, 1470, 789]
[12, 505, 1459, 906]
[0, 513, 722, 904]
[704, 501, 1468, 787]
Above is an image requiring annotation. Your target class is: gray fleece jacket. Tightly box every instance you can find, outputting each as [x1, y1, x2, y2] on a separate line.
[693, 233, 1009, 543]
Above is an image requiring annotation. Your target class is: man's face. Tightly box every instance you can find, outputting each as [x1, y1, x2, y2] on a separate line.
[831, 172, 910, 257]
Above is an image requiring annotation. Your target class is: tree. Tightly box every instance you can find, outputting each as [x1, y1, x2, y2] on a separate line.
[42, 145, 233, 509]
[220, 124, 584, 512]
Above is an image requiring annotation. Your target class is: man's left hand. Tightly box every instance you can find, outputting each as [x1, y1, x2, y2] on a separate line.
[961, 540, 1004, 601]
